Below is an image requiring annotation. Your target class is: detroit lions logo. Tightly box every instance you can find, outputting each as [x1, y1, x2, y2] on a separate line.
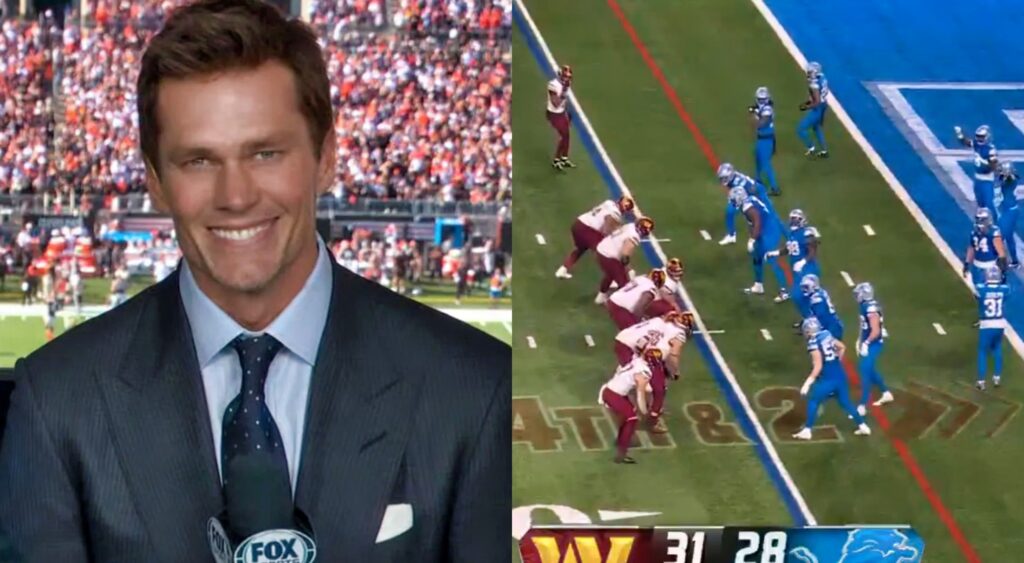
[789, 528, 922, 563]
[839, 529, 920, 562]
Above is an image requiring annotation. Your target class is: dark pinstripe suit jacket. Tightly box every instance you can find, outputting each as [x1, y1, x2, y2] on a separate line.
[0, 261, 511, 562]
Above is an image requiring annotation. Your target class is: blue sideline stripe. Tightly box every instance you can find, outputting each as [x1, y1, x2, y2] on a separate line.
[514, 4, 808, 526]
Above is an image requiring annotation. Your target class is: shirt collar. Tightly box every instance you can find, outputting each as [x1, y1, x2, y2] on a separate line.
[179, 236, 333, 367]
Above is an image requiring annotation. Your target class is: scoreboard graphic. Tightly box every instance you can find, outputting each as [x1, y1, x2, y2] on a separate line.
[519, 526, 924, 563]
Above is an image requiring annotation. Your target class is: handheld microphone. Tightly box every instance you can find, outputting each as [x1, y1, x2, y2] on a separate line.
[208, 453, 317, 563]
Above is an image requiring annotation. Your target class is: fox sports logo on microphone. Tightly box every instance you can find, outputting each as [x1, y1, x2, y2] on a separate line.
[234, 529, 317, 563]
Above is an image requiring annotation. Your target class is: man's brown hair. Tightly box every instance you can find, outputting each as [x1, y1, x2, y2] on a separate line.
[137, 0, 333, 174]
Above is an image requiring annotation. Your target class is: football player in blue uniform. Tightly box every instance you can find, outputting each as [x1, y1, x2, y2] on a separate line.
[749, 86, 781, 196]
[797, 61, 829, 158]
[717, 162, 780, 245]
[730, 187, 788, 301]
[975, 266, 1009, 390]
[800, 273, 843, 340]
[996, 161, 1020, 269]
[793, 317, 871, 440]
[962, 208, 1007, 287]
[954, 124, 998, 217]
[853, 282, 893, 415]
[783, 210, 821, 318]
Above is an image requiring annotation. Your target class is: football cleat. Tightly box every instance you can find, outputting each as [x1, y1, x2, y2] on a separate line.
[552, 159, 564, 170]
[718, 233, 737, 246]
[595, 292, 609, 305]
[804, 146, 817, 157]
[744, 282, 765, 295]
[792, 428, 812, 440]
[773, 289, 790, 304]
[555, 266, 572, 279]
[560, 156, 577, 168]
[816, 150, 829, 159]
[648, 417, 669, 434]
[872, 391, 894, 406]
[994, 376, 1001, 387]
[976, 380, 986, 391]
[614, 455, 636, 464]
[854, 423, 872, 436]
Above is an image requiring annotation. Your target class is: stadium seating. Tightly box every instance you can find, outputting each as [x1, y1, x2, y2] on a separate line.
[1, 1, 511, 208]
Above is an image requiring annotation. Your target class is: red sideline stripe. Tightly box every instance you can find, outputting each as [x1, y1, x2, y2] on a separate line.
[603, 0, 981, 561]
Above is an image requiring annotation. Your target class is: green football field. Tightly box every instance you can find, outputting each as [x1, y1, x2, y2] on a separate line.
[512, 1, 1024, 561]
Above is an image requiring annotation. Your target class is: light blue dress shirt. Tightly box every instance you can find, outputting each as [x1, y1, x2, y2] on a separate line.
[179, 238, 332, 494]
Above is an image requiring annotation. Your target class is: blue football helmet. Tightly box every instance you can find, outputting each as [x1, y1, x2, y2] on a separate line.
[801, 317, 823, 338]
[975, 207, 993, 232]
[800, 273, 820, 295]
[789, 208, 807, 229]
[755, 86, 771, 104]
[985, 266, 1003, 285]
[717, 162, 735, 185]
[997, 161, 1015, 180]
[853, 282, 874, 303]
[975, 125, 991, 144]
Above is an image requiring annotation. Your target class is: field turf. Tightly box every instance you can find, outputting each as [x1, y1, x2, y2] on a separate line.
[512, 1, 1024, 560]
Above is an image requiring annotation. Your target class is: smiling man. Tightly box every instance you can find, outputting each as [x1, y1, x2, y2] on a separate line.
[0, 1, 510, 562]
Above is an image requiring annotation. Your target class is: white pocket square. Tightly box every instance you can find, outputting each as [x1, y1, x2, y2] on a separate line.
[375, 503, 413, 544]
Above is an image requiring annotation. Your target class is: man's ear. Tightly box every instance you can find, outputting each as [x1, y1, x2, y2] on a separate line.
[144, 158, 170, 214]
[316, 128, 338, 197]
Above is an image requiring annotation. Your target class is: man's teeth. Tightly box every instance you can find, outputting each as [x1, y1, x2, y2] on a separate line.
[211, 222, 270, 241]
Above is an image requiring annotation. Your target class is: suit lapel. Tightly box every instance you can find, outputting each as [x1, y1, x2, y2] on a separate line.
[295, 263, 423, 556]
[99, 271, 223, 559]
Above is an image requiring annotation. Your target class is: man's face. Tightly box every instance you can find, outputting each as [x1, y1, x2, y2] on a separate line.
[147, 60, 334, 298]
